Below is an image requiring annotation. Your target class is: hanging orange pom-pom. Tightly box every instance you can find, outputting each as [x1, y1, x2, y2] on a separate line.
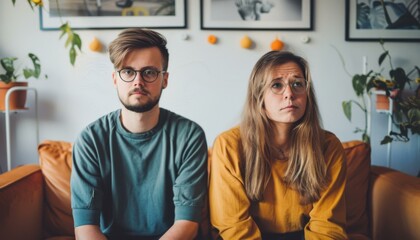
[271, 37, 284, 51]
[240, 35, 253, 49]
[208, 35, 218, 44]
[32, 0, 43, 6]
[89, 37, 103, 52]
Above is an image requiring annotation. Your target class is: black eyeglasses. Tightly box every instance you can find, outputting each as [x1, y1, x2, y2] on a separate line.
[116, 67, 166, 83]
[270, 78, 308, 95]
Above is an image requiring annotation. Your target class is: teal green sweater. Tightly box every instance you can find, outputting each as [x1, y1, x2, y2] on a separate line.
[71, 108, 208, 238]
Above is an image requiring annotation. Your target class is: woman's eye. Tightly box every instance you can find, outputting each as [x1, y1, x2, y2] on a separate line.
[272, 82, 283, 88]
[293, 80, 305, 88]
[293, 82, 303, 87]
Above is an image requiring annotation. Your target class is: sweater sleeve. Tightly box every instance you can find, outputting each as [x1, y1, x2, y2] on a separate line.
[71, 131, 103, 227]
[209, 128, 261, 240]
[172, 123, 208, 222]
[304, 133, 348, 239]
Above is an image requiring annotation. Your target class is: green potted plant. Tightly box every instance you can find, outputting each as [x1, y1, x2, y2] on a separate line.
[0, 53, 45, 110]
[341, 41, 420, 144]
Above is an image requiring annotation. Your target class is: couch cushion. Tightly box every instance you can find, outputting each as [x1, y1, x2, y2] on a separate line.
[369, 166, 420, 240]
[0, 165, 44, 240]
[342, 141, 371, 239]
[39, 140, 74, 237]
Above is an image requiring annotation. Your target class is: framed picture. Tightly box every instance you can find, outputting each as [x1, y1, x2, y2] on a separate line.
[345, 0, 420, 41]
[200, 0, 313, 30]
[40, 0, 187, 30]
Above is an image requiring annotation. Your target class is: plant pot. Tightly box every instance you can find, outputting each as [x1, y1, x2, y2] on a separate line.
[376, 94, 390, 111]
[375, 89, 399, 111]
[0, 82, 28, 111]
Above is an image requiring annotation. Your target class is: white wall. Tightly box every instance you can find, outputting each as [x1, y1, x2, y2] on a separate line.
[1, 0, 419, 176]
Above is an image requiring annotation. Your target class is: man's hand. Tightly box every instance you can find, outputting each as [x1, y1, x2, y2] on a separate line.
[75, 225, 107, 240]
[159, 220, 199, 240]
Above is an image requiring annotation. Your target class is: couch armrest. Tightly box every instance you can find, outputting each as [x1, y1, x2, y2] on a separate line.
[369, 166, 420, 240]
[0, 165, 44, 240]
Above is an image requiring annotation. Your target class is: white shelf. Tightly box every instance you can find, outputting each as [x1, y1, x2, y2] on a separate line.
[371, 90, 393, 168]
[1, 86, 39, 172]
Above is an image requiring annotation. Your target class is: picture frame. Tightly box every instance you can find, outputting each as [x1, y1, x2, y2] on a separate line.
[200, 0, 313, 30]
[40, 0, 187, 30]
[345, 0, 420, 42]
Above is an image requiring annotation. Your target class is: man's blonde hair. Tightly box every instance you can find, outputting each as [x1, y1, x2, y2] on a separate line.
[108, 28, 169, 70]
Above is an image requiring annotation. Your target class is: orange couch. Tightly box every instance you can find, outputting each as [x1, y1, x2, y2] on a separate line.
[0, 140, 419, 240]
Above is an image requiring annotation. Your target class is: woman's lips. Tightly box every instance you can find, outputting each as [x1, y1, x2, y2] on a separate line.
[280, 105, 297, 110]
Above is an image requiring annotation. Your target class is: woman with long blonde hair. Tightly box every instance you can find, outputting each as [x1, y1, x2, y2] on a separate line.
[209, 51, 347, 239]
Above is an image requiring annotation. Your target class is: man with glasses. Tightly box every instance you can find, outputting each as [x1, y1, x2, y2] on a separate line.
[71, 28, 208, 240]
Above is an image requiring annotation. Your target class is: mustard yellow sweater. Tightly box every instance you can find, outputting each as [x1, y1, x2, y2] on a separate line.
[209, 127, 348, 240]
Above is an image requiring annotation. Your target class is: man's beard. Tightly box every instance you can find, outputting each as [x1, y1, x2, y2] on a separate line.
[119, 87, 162, 113]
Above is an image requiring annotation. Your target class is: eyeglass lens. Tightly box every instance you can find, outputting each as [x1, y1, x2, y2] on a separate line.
[270, 78, 307, 95]
[118, 68, 163, 83]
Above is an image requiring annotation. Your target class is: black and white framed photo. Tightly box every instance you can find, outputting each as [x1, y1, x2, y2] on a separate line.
[40, 0, 187, 30]
[345, 0, 420, 41]
[200, 0, 313, 30]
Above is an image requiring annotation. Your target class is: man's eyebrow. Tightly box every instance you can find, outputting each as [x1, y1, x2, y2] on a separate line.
[119, 66, 158, 70]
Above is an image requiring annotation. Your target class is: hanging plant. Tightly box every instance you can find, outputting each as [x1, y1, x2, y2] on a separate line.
[11, 0, 82, 66]
[336, 41, 420, 145]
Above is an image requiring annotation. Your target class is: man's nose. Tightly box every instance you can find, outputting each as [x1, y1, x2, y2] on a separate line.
[133, 73, 145, 86]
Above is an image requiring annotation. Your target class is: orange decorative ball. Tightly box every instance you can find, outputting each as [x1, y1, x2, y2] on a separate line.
[208, 35, 217, 44]
[240, 35, 253, 49]
[271, 38, 284, 51]
[32, 0, 43, 6]
[89, 37, 103, 52]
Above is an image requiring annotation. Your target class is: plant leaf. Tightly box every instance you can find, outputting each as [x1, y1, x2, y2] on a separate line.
[0, 74, 12, 84]
[362, 133, 370, 144]
[65, 33, 73, 48]
[408, 108, 420, 122]
[73, 33, 82, 50]
[59, 23, 69, 39]
[366, 74, 376, 92]
[399, 125, 408, 138]
[70, 47, 76, 66]
[380, 135, 393, 144]
[1, 57, 17, 73]
[28, 53, 41, 78]
[342, 101, 352, 121]
[378, 51, 389, 66]
[352, 74, 366, 96]
[390, 67, 408, 90]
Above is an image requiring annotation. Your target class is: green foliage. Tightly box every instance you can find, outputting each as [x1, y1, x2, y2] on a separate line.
[23, 53, 41, 79]
[374, 42, 420, 144]
[0, 53, 45, 84]
[11, 0, 82, 66]
[352, 71, 376, 97]
[337, 41, 419, 145]
[342, 101, 352, 121]
[340, 72, 373, 144]
[0, 57, 18, 83]
[59, 23, 82, 66]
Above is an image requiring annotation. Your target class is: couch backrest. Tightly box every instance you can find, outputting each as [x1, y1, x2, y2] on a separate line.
[38, 140, 74, 237]
[342, 140, 371, 238]
[39, 140, 372, 238]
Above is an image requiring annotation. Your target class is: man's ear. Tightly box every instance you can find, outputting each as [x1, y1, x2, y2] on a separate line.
[112, 71, 118, 87]
[162, 72, 169, 89]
